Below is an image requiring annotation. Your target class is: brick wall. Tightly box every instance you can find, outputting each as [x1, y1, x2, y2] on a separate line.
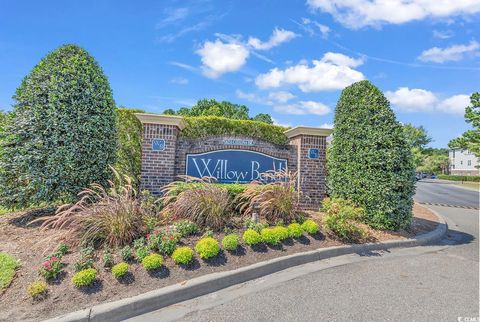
[140, 123, 179, 195]
[289, 134, 327, 210]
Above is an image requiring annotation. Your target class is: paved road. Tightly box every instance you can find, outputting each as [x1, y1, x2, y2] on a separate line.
[129, 185, 479, 322]
[415, 179, 479, 209]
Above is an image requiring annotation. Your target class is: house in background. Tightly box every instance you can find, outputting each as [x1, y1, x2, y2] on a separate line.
[449, 148, 479, 176]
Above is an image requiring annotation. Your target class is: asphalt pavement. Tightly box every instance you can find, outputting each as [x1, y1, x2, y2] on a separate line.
[415, 179, 479, 209]
[128, 183, 479, 322]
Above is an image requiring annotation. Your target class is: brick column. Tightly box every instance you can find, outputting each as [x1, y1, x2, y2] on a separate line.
[135, 113, 185, 195]
[285, 126, 333, 210]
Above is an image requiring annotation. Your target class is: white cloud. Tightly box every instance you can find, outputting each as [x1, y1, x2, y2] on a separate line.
[418, 40, 479, 63]
[248, 28, 298, 50]
[307, 0, 480, 29]
[301, 18, 331, 38]
[255, 52, 365, 92]
[319, 122, 334, 129]
[386, 87, 469, 115]
[196, 40, 250, 78]
[169, 77, 189, 85]
[268, 91, 296, 103]
[156, 7, 189, 29]
[432, 30, 454, 39]
[272, 118, 292, 128]
[385, 87, 438, 112]
[169, 61, 198, 72]
[275, 101, 331, 115]
[437, 94, 470, 114]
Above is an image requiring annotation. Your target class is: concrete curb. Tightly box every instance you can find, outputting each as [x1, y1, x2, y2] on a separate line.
[46, 211, 447, 322]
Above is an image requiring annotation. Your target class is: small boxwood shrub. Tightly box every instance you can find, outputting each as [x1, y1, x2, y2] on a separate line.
[287, 223, 303, 238]
[243, 229, 262, 246]
[27, 281, 48, 299]
[171, 247, 194, 265]
[260, 228, 281, 245]
[72, 268, 97, 288]
[273, 226, 289, 240]
[301, 220, 319, 235]
[142, 254, 164, 270]
[222, 234, 239, 251]
[195, 237, 220, 259]
[111, 262, 129, 279]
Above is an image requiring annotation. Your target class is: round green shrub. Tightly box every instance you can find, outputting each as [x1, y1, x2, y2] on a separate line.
[142, 254, 164, 270]
[0, 44, 117, 207]
[260, 228, 281, 245]
[328, 80, 415, 230]
[71, 268, 97, 288]
[222, 234, 239, 251]
[273, 226, 289, 240]
[171, 247, 194, 265]
[195, 237, 220, 259]
[242, 229, 262, 246]
[301, 220, 319, 235]
[27, 281, 48, 299]
[287, 223, 303, 238]
[111, 262, 129, 279]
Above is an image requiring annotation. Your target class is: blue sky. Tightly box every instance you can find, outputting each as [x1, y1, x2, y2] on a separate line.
[1, 0, 479, 148]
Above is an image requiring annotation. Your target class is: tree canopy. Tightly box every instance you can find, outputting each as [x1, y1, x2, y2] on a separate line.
[328, 80, 415, 230]
[163, 99, 273, 124]
[0, 44, 117, 208]
[448, 92, 480, 156]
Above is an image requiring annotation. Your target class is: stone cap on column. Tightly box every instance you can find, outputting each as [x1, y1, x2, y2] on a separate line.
[135, 113, 186, 130]
[284, 126, 333, 138]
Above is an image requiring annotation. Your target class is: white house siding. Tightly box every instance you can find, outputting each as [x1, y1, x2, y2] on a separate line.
[449, 148, 479, 176]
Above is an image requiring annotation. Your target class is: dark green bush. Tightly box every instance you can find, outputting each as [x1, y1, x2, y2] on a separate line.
[328, 80, 415, 230]
[437, 174, 480, 182]
[115, 108, 144, 186]
[181, 116, 288, 145]
[0, 44, 117, 208]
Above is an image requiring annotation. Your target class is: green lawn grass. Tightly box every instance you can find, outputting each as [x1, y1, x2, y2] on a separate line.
[455, 182, 480, 191]
[0, 252, 19, 291]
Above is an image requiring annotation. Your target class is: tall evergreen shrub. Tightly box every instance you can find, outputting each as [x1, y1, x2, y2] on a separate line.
[328, 80, 415, 230]
[0, 44, 117, 207]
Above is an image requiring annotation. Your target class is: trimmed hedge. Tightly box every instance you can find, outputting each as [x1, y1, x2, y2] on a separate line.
[166, 181, 246, 199]
[181, 116, 288, 145]
[437, 174, 480, 182]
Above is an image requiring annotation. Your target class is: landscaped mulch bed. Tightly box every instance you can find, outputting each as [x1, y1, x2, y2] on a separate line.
[0, 203, 438, 322]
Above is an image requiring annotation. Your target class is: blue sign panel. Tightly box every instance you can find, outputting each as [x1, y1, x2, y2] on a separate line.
[186, 149, 287, 184]
[152, 138, 166, 151]
[308, 148, 319, 159]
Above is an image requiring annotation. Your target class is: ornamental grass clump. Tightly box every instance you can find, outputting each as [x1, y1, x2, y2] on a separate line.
[242, 229, 262, 246]
[195, 237, 220, 259]
[171, 247, 194, 265]
[111, 262, 129, 279]
[161, 180, 232, 231]
[287, 223, 303, 238]
[27, 281, 48, 299]
[142, 254, 164, 270]
[301, 220, 319, 235]
[237, 170, 298, 224]
[222, 234, 239, 251]
[322, 198, 368, 242]
[72, 268, 97, 288]
[39, 170, 151, 248]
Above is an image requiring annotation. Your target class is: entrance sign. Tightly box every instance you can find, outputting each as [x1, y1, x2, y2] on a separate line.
[186, 149, 287, 183]
[308, 148, 319, 159]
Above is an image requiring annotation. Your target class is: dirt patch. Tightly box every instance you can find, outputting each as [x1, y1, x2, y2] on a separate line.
[0, 204, 439, 322]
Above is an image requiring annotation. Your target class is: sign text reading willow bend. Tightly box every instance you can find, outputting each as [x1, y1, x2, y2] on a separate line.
[185, 150, 287, 183]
